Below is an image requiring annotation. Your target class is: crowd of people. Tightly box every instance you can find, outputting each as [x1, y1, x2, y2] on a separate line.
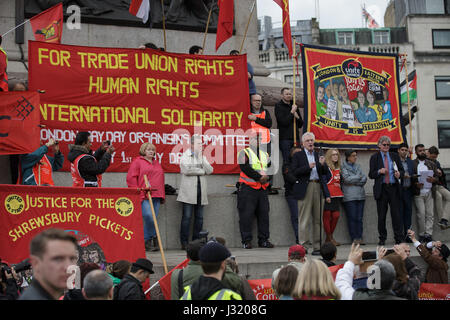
[1, 227, 448, 301]
[2, 40, 449, 301]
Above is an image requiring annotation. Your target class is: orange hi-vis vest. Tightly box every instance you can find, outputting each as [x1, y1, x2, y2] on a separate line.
[327, 168, 343, 198]
[238, 148, 269, 190]
[71, 154, 102, 187]
[31, 155, 54, 186]
[250, 111, 270, 144]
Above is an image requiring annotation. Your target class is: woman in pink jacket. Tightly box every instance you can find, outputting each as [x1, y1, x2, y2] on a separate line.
[127, 143, 165, 252]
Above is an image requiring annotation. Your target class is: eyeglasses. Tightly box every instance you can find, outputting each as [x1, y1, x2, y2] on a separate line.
[382, 144, 390, 147]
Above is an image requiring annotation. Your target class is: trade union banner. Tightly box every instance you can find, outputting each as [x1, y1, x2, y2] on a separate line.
[0, 185, 145, 265]
[301, 44, 405, 148]
[0, 91, 41, 155]
[28, 41, 251, 173]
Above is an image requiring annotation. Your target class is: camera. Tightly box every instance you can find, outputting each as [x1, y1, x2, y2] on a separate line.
[198, 230, 209, 244]
[13, 258, 31, 273]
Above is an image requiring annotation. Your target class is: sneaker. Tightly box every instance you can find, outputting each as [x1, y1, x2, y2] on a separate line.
[438, 219, 449, 230]
[258, 240, 274, 248]
[243, 242, 253, 249]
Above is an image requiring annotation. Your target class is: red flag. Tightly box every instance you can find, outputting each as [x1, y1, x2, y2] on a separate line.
[30, 3, 63, 43]
[0, 91, 40, 155]
[216, 0, 234, 51]
[273, 0, 293, 57]
[129, 0, 150, 24]
[158, 258, 190, 299]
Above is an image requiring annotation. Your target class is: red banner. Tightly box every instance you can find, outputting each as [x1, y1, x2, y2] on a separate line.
[30, 3, 63, 43]
[248, 278, 278, 300]
[418, 283, 450, 300]
[0, 185, 145, 266]
[301, 44, 405, 148]
[28, 41, 251, 173]
[0, 91, 41, 155]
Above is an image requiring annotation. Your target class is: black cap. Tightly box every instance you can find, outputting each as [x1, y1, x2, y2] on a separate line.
[439, 244, 450, 262]
[133, 258, 154, 274]
[199, 242, 231, 263]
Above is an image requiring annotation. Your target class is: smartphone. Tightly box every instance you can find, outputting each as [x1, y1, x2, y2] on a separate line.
[362, 251, 377, 261]
[385, 248, 395, 256]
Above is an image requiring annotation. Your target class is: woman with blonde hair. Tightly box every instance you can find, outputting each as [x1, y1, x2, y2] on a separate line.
[323, 149, 343, 246]
[127, 142, 165, 251]
[293, 259, 341, 300]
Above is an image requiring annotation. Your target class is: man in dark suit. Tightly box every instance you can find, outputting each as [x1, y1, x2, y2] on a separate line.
[369, 136, 404, 245]
[397, 143, 415, 241]
[291, 132, 330, 255]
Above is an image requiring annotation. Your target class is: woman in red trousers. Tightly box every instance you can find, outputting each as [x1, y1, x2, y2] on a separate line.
[323, 149, 343, 246]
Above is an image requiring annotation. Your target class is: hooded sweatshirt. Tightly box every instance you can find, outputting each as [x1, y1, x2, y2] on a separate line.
[189, 275, 226, 300]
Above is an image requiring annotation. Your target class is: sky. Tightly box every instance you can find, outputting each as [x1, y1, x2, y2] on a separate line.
[256, 0, 391, 29]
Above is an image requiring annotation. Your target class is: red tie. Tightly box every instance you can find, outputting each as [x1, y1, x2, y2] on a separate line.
[384, 153, 390, 184]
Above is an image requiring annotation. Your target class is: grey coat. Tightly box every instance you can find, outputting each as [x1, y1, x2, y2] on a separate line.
[341, 161, 367, 202]
[176, 150, 213, 205]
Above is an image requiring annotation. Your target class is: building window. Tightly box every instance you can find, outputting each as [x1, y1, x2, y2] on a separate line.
[337, 31, 353, 45]
[432, 29, 450, 48]
[438, 120, 450, 148]
[435, 76, 450, 99]
[373, 30, 390, 44]
[284, 75, 301, 87]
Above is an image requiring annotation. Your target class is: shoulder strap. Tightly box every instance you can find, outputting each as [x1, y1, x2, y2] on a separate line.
[177, 269, 184, 299]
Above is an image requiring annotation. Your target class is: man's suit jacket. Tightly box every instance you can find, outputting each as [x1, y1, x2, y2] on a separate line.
[369, 151, 404, 200]
[290, 149, 330, 200]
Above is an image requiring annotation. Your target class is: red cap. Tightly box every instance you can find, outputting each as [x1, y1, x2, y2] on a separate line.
[288, 244, 306, 258]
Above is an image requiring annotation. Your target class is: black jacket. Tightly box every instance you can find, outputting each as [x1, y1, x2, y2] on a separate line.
[114, 274, 145, 300]
[189, 275, 226, 300]
[67, 144, 111, 184]
[369, 151, 404, 200]
[290, 149, 330, 200]
[274, 100, 303, 141]
[0, 278, 19, 300]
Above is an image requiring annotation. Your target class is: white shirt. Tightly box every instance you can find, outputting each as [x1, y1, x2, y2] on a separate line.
[306, 150, 319, 180]
[417, 160, 431, 194]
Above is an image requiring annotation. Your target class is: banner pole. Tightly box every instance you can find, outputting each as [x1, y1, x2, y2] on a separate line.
[239, 0, 256, 53]
[201, 3, 214, 53]
[400, 53, 413, 155]
[1, 19, 30, 37]
[144, 174, 168, 274]
[292, 37, 297, 146]
[160, 0, 167, 51]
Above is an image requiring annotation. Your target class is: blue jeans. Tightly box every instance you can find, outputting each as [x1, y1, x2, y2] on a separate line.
[141, 198, 161, 241]
[285, 195, 299, 242]
[343, 200, 365, 242]
[180, 202, 204, 245]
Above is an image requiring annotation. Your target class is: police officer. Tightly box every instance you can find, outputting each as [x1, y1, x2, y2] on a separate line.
[237, 130, 274, 249]
[180, 241, 242, 300]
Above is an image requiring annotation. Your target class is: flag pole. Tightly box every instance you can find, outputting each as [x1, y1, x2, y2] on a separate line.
[400, 53, 413, 152]
[1, 19, 30, 37]
[201, 3, 214, 53]
[292, 36, 297, 146]
[143, 174, 168, 274]
[160, 0, 167, 51]
[239, 0, 256, 53]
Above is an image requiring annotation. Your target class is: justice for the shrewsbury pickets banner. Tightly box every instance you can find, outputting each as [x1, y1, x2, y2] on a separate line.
[301, 44, 405, 148]
[0, 185, 145, 265]
[28, 41, 251, 173]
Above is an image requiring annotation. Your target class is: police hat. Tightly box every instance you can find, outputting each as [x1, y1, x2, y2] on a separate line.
[199, 241, 231, 263]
